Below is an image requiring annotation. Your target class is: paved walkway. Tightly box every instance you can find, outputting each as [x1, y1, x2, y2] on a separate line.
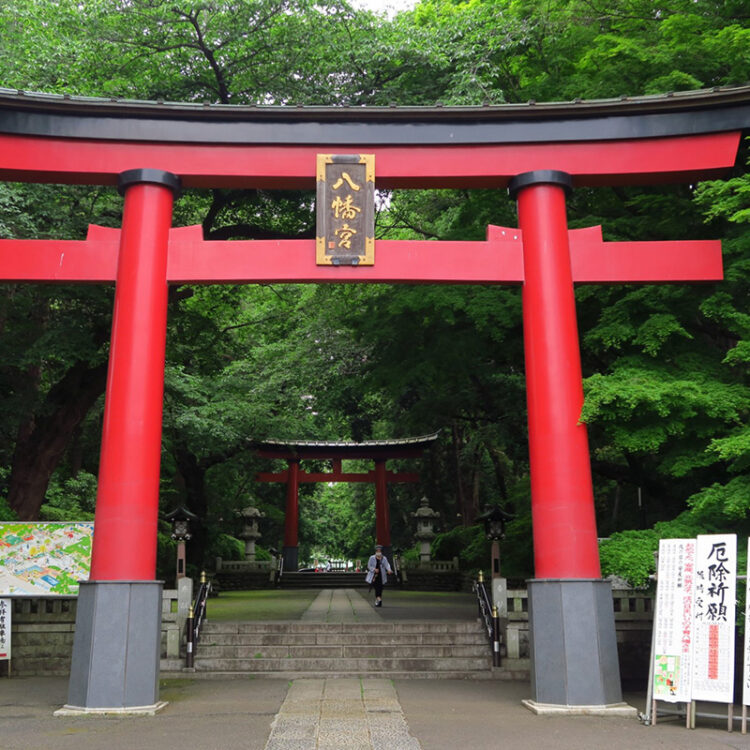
[5, 589, 750, 749]
[301, 588, 380, 622]
[264, 678, 419, 750]
[5, 675, 750, 750]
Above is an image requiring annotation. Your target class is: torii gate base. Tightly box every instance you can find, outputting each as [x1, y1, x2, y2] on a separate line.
[523, 580, 628, 714]
[60, 581, 164, 715]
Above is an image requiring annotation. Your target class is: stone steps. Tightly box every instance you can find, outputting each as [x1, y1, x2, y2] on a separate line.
[200, 621, 481, 633]
[162, 619, 495, 679]
[199, 632, 485, 645]
[195, 644, 489, 659]
[160, 666, 500, 680]
[191, 656, 491, 672]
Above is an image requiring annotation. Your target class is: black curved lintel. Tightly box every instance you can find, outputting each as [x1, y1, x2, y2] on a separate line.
[0, 87, 748, 147]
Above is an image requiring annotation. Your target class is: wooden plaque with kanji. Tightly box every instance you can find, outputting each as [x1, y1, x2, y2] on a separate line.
[316, 154, 375, 266]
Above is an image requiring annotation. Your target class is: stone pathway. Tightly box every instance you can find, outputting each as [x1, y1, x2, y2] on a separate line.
[265, 591, 420, 748]
[301, 587, 380, 623]
[263, 678, 422, 750]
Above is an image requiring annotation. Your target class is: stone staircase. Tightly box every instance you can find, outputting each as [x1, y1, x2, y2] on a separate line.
[162, 620, 495, 679]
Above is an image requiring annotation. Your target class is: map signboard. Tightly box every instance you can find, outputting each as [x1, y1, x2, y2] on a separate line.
[653, 538, 696, 703]
[0, 522, 94, 596]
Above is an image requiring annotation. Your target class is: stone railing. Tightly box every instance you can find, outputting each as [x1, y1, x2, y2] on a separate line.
[162, 578, 193, 660]
[9, 580, 193, 676]
[214, 557, 271, 573]
[7, 581, 654, 681]
[402, 557, 459, 572]
[501, 587, 653, 684]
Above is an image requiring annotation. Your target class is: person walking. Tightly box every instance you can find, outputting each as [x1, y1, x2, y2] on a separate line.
[365, 544, 392, 607]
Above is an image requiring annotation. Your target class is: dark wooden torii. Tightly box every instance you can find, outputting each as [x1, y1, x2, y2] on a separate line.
[252, 434, 439, 570]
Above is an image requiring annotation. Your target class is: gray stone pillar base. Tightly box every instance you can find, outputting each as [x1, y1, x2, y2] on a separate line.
[527, 578, 629, 709]
[282, 545, 298, 571]
[62, 580, 163, 712]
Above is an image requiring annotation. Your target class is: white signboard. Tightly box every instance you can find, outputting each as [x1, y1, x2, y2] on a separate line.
[0, 598, 10, 660]
[692, 534, 736, 703]
[743, 538, 750, 706]
[653, 538, 696, 702]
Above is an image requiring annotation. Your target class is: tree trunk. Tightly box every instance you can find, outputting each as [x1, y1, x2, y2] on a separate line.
[7, 360, 108, 520]
[173, 446, 210, 570]
[452, 422, 468, 526]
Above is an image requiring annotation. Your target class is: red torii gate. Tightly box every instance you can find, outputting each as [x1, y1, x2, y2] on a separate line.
[252, 434, 439, 570]
[0, 86, 746, 713]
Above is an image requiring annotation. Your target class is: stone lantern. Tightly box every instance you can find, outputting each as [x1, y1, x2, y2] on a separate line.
[165, 504, 198, 581]
[477, 504, 513, 579]
[477, 504, 513, 616]
[411, 496, 440, 565]
[238, 505, 264, 561]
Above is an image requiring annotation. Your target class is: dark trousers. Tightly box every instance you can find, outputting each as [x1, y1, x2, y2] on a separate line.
[373, 577, 384, 598]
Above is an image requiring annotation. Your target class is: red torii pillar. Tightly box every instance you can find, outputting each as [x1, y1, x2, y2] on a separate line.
[283, 459, 300, 569]
[67, 168, 180, 712]
[509, 170, 617, 710]
[374, 460, 392, 555]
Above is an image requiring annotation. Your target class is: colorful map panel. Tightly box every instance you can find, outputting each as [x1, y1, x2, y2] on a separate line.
[0, 522, 94, 595]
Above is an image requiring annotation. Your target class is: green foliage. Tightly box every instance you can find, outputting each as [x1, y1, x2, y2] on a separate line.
[0, 496, 16, 521]
[210, 533, 245, 562]
[600, 512, 727, 587]
[599, 529, 658, 587]
[431, 525, 487, 570]
[0, 0, 749, 578]
[39, 471, 97, 521]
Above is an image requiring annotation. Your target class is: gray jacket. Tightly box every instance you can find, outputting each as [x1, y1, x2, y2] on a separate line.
[365, 554, 392, 584]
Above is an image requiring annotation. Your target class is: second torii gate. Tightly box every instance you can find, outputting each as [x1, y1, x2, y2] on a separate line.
[252, 434, 439, 570]
[0, 86, 747, 713]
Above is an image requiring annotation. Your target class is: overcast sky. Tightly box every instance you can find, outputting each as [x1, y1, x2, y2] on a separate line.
[350, 0, 418, 16]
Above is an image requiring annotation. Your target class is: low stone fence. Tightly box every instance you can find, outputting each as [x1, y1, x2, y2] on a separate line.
[7, 581, 192, 677]
[213, 558, 276, 591]
[402, 557, 459, 573]
[214, 558, 272, 574]
[7, 597, 78, 676]
[6, 584, 653, 683]
[501, 587, 653, 686]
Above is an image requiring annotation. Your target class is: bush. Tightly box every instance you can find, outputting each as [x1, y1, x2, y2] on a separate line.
[209, 533, 245, 561]
[0, 495, 17, 521]
[599, 510, 729, 587]
[431, 525, 488, 571]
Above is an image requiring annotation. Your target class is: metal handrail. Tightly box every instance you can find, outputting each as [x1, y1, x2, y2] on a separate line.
[275, 554, 284, 586]
[473, 571, 502, 667]
[392, 553, 401, 585]
[185, 571, 211, 669]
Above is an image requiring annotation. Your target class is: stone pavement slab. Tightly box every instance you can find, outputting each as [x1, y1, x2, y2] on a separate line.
[264, 678, 421, 750]
[394, 679, 750, 750]
[0, 676, 287, 750]
[6, 676, 750, 749]
[301, 588, 380, 622]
